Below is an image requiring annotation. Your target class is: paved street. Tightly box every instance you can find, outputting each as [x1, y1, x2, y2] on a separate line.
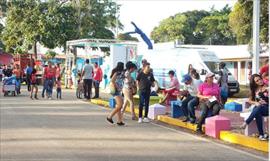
[0, 86, 268, 161]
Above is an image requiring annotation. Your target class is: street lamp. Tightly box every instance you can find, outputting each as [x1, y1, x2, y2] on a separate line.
[252, 0, 260, 74]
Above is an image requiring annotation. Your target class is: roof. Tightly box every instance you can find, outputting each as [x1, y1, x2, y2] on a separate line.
[149, 42, 268, 60]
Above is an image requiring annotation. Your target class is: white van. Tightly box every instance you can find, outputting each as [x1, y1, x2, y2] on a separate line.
[141, 47, 240, 96]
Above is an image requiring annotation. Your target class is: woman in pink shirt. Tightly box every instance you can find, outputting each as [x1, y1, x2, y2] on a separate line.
[160, 70, 180, 104]
[196, 72, 221, 133]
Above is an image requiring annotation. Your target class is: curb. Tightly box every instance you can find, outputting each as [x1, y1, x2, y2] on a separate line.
[90, 98, 268, 153]
[220, 131, 268, 152]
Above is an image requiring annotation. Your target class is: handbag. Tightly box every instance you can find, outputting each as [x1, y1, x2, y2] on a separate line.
[109, 82, 116, 95]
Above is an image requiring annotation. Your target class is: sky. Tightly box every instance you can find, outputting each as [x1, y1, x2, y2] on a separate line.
[117, 0, 237, 38]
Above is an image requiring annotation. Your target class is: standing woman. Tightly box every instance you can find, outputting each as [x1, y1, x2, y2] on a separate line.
[241, 74, 269, 141]
[106, 62, 125, 126]
[121, 62, 137, 120]
[136, 63, 155, 123]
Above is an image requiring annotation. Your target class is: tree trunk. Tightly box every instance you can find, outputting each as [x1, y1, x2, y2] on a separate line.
[73, 46, 77, 66]
[33, 41, 37, 60]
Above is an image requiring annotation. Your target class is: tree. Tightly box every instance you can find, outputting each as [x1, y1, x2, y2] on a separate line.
[229, 0, 269, 44]
[117, 33, 138, 41]
[2, 0, 122, 59]
[150, 10, 210, 44]
[45, 50, 57, 59]
[195, 5, 236, 45]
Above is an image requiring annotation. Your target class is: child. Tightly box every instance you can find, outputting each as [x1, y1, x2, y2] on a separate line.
[76, 73, 83, 99]
[30, 68, 38, 99]
[56, 77, 62, 99]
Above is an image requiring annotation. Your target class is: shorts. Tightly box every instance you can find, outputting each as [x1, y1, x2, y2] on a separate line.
[112, 91, 122, 97]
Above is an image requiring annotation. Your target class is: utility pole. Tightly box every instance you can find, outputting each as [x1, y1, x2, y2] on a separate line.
[252, 0, 260, 74]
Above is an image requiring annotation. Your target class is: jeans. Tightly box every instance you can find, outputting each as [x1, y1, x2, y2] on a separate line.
[93, 80, 100, 98]
[181, 95, 194, 118]
[197, 102, 221, 130]
[42, 79, 48, 97]
[46, 79, 54, 97]
[16, 78, 21, 93]
[56, 88, 62, 99]
[139, 90, 151, 118]
[83, 79, 92, 99]
[245, 104, 269, 136]
[187, 97, 199, 121]
[26, 74, 31, 91]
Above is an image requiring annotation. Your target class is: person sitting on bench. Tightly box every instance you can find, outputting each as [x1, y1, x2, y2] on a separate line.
[241, 74, 269, 141]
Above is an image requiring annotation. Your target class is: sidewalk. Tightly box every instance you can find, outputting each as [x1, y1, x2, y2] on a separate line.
[91, 89, 269, 153]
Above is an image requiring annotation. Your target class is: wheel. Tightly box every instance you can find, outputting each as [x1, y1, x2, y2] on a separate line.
[4, 91, 8, 96]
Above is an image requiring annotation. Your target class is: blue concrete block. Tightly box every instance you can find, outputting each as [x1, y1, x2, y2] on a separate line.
[224, 102, 242, 112]
[109, 98, 116, 108]
[170, 100, 184, 118]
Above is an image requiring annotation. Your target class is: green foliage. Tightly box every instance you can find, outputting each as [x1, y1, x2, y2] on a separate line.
[229, 0, 269, 44]
[1, 0, 121, 55]
[150, 8, 236, 45]
[195, 5, 236, 45]
[117, 33, 138, 41]
[45, 50, 57, 59]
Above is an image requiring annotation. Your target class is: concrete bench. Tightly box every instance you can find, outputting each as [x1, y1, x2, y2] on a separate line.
[240, 112, 269, 136]
[205, 115, 231, 139]
[148, 104, 166, 120]
[170, 100, 184, 118]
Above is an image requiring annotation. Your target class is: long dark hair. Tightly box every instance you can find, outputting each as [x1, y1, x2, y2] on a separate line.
[110, 62, 124, 78]
[249, 74, 263, 101]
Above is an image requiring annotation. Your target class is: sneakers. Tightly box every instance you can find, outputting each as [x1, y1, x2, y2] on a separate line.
[143, 117, 150, 123]
[259, 135, 268, 141]
[138, 117, 150, 123]
[138, 118, 143, 123]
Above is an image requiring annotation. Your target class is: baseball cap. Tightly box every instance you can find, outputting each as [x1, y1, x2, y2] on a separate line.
[206, 72, 215, 78]
[181, 74, 192, 83]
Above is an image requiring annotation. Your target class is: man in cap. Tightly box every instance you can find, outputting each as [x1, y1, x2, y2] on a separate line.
[179, 74, 202, 123]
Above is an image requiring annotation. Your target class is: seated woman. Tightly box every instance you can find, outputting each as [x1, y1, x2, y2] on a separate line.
[160, 70, 180, 104]
[241, 74, 269, 141]
[196, 72, 221, 133]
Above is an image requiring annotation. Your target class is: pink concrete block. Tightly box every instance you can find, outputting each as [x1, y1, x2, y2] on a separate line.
[205, 115, 231, 139]
[148, 104, 166, 120]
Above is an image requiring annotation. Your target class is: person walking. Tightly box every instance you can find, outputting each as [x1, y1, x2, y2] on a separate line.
[82, 59, 93, 100]
[44, 61, 55, 99]
[136, 62, 155, 123]
[30, 68, 38, 99]
[56, 77, 62, 99]
[41, 63, 48, 98]
[106, 62, 125, 126]
[92, 62, 103, 99]
[25, 63, 33, 92]
[13, 64, 22, 94]
[121, 62, 137, 120]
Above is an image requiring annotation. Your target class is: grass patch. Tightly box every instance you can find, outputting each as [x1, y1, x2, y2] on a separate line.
[231, 85, 249, 98]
